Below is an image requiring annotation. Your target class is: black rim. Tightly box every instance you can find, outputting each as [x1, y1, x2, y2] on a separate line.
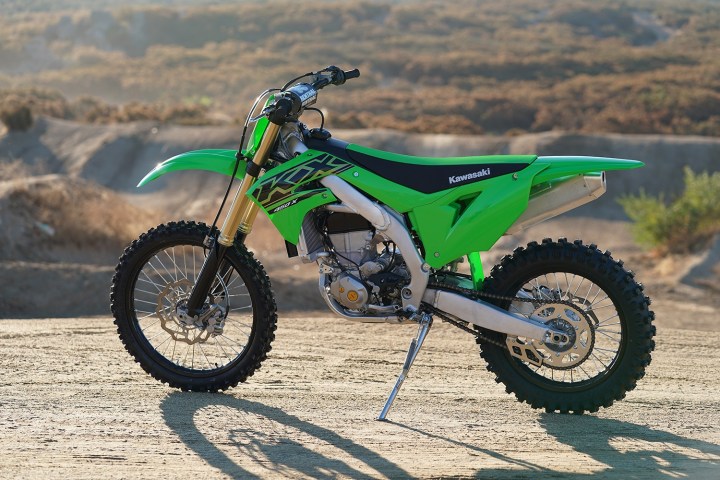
[127, 239, 257, 376]
[502, 267, 626, 392]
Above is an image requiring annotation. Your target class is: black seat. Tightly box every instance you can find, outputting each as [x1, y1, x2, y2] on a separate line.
[306, 135, 534, 194]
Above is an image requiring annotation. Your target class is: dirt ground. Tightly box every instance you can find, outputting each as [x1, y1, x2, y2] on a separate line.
[1, 314, 718, 479]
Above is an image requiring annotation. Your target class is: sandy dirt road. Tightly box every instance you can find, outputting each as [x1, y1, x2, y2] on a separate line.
[1, 314, 719, 479]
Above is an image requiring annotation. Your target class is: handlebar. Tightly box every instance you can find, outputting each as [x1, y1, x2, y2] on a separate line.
[266, 66, 360, 125]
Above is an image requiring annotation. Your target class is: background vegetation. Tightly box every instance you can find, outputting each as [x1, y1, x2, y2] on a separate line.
[1, 0, 720, 135]
[620, 168, 720, 254]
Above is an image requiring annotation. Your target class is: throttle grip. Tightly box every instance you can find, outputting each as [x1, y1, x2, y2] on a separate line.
[343, 68, 360, 80]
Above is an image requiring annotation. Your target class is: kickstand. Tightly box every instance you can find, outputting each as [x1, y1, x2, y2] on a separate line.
[377, 313, 433, 421]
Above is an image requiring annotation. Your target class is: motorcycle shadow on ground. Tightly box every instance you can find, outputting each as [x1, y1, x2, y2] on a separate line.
[161, 391, 719, 478]
[390, 413, 720, 478]
[160, 392, 411, 479]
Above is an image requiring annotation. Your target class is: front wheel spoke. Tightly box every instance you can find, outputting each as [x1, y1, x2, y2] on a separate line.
[146, 328, 171, 343]
[219, 334, 247, 350]
[196, 342, 215, 369]
[230, 305, 252, 312]
[134, 298, 159, 306]
[152, 334, 172, 351]
[140, 318, 162, 332]
[213, 337, 235, 363]
[135, 287, 161, 297]
[226, 322, 252, 337]
[161, 336, 175, 356]
[135, 311, 157, 320]
[216, 334, 243, 355]
[148, 260, 173, 286]
[138, 271, 165, 292]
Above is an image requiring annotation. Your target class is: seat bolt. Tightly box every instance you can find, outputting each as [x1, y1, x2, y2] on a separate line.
[513, 173, 519, 180]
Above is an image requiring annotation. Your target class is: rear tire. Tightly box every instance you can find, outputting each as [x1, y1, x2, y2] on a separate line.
[478, 238, 655, 414]
[110, 221, 277, 391]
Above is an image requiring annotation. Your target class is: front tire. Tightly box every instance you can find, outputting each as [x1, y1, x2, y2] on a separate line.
[110, 221, 277, 391]
[479, 238, 655, 414]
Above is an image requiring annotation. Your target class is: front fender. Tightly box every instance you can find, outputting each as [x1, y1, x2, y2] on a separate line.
[137, 149, 244, 187]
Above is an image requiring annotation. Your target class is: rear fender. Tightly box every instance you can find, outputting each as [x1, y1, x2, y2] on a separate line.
[137, 149, 244, 187]
[533, 156, 643, 184]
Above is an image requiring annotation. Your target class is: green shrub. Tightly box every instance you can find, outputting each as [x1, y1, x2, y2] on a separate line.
[619, 167, 720, 253]
[0, 100, 33, 131]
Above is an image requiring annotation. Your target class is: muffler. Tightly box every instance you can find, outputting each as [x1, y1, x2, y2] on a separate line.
[506, 172, 606, 235]
[423, 288, 559, 341]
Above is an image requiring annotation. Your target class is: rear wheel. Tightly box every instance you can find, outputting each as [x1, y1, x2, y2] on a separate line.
[478, 238, 655, 413]
[110, 221, 277, 391]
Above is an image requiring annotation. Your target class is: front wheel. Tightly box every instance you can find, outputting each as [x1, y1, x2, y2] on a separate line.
[478, 238, 655, 414]
[110, 221, 277, 391]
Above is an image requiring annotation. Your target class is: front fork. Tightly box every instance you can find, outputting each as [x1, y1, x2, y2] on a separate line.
[186, 121, 281, 316]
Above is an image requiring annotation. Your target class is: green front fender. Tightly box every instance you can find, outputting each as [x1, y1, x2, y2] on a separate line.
[137, 149, 244, 187]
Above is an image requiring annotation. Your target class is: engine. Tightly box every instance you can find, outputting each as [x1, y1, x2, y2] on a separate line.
[315, 212, 410, 312]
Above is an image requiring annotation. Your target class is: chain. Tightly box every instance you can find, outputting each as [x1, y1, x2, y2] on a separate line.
[422, 278, 585, 350]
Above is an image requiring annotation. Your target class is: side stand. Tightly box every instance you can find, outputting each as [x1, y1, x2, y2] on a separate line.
[377, 313, 433, 421]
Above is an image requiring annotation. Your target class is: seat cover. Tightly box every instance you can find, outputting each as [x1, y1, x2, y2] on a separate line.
[304, 135, 535, 194]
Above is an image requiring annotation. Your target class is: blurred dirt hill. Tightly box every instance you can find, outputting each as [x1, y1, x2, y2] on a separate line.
[1, 117, 719, 321]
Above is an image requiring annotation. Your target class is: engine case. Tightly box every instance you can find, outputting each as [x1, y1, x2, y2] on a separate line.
[329, 273, 368, 310]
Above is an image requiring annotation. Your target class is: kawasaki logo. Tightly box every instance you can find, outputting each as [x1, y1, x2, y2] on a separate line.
[448, 168, 491, 184]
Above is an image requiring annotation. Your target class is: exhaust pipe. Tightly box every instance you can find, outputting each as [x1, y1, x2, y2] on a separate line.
[506, 172, 606, 235]
[423, 288, 558, 341]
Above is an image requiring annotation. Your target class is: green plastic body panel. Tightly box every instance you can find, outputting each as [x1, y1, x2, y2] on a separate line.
[265, 188, 338, 243]
[406, 162, 545, 268]
[136, 131, 644, 273]
[246, 116, 271, 158]
[467, 251, 484, 289]
[533, 156, 644, 184]
[246, 149, 349, 242]
[137, 149, 243, 187]
[336, 151, 537, 214]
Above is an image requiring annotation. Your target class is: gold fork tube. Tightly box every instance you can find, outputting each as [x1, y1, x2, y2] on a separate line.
[217, 122, 281, 246]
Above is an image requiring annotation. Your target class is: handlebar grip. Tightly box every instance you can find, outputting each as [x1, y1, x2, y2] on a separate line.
[343, 68, 360, 80]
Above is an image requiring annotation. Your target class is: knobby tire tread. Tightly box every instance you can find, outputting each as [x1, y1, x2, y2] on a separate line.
[478, 238, 656, 414]
[110, 221, 277, 392]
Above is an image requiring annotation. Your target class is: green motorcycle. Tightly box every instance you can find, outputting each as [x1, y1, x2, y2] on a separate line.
[111, 66, 655, 420]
